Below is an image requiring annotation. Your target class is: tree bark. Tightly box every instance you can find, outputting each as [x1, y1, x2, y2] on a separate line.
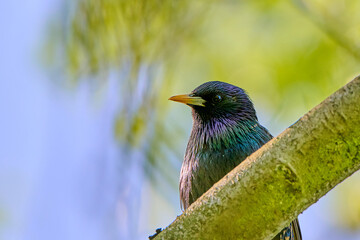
[154, 75, 360, 240]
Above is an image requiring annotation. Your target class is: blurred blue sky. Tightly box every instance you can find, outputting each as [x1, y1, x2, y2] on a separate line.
[1, 1, 360, 240]
[1, 1, 121, 239]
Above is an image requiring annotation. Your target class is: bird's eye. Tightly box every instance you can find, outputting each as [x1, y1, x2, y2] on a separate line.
[212, 95, 222, 103]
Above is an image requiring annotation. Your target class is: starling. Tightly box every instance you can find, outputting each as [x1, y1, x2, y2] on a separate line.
[169, 81, 301, 240]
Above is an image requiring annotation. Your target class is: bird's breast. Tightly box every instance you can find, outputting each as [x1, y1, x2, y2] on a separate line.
[180, 132, 249, 209]
[179, 121, 272, 209]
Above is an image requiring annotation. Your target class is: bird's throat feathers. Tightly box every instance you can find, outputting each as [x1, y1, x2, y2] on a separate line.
[188, 114, 268, 154]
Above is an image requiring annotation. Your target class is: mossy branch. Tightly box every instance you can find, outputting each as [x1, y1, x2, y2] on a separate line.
[154, 75, 360, 240]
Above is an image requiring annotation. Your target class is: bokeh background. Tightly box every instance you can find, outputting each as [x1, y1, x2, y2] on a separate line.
[1, 0, 360, 239]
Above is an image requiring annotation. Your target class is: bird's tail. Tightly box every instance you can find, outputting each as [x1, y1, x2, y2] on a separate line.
[273, 218, 302, 240]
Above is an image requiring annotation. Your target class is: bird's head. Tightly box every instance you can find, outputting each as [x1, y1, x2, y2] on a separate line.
[169, 81, 258, 123]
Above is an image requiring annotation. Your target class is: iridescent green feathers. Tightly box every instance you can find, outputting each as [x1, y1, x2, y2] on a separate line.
[173, 81, 301, 240]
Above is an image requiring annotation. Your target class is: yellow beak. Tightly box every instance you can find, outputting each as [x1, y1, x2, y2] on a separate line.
[168, 94, 206, 107]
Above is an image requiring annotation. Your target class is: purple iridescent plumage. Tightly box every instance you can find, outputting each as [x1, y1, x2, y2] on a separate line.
[176, 81, 301, 240]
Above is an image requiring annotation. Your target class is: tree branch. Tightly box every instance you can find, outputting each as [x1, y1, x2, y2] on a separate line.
[155, 75, 360, 240]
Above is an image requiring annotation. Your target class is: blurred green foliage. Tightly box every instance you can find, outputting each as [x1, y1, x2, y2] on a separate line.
[66, 0, 210, 76]
[47, 0, 360, 227]
[47, 0, 214, 190]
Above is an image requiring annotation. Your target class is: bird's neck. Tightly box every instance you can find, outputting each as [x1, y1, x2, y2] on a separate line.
[189, 117, 267, 154]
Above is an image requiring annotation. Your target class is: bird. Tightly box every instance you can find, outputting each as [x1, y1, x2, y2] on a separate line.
[169, 81, 301, 240]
